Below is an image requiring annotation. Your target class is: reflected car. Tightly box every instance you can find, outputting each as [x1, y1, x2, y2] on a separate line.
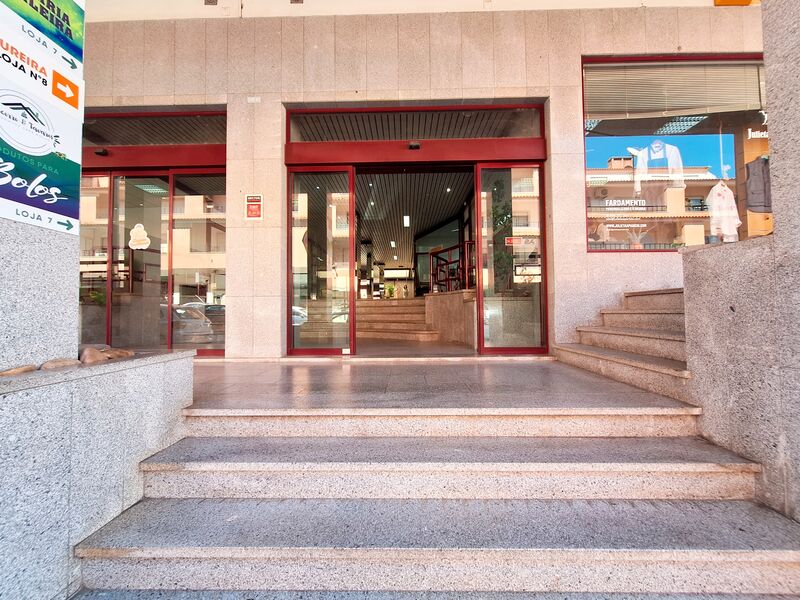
[161, 305, 215, 343]
[292, 306, 308, 326]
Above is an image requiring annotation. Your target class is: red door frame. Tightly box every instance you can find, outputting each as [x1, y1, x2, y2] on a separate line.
[286, 165, 357, 356]
[284, 104, 548, 356]
[285, 103, 547, 166]
[82, 166, 226, 356]
[474, 163, 549, 355]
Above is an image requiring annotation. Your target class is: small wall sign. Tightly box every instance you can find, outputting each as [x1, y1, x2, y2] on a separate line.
[245, 194, 263, 220]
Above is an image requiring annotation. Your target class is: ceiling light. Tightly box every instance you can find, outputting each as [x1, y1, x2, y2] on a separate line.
[390, 241, 396, 248]
[654, 116, 708, 136]
[369, 183, 373, 187]
[403, 215, 410, 227]
[133, 184, 167, 196]
[370, 201, 374, 206]
[393, 255, 398, 260]
[446, 187, 451, 193]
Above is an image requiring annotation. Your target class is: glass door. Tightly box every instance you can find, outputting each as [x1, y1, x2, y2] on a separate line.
[288, 167, 355, 355]
[110, 174, 170, 349]
[476, 164, 547, 354]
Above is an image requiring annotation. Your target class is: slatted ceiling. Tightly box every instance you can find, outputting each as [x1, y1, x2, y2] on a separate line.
[355, 172, 473, 269]
[290, 108, 539, 142]
[82, 114, 227, 146]
[174, 175, 226, 197]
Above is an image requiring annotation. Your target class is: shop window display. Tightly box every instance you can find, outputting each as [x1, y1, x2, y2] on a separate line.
[583, 60, 771, 251]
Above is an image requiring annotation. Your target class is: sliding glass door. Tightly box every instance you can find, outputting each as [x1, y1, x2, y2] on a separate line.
[476, 164, 547, 354]
[288, 167, 355, 354]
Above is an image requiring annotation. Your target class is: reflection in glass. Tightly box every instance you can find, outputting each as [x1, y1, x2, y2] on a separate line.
[111, 176, 169, 349]
[171, 175, 226, 350]
[480, 167, 544, 349]
[584, 61, 771, 250]
[79, 175, 110, 344]
[291, 172, 351, 350]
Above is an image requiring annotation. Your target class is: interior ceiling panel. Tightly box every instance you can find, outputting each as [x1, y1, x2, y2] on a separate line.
[291, 109, 538, 142]
[83, 114, 227, 147]
[174, 175, 226, 197]
[356, 171, 473, 268]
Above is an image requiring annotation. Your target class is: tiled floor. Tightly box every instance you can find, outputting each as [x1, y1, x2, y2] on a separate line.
[192, 360, 691, 410]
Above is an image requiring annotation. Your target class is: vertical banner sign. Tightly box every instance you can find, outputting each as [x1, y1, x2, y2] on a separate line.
[0, 0, 85, 235]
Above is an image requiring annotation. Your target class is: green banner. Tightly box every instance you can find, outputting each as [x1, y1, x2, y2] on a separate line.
[1, 0, 85, 62]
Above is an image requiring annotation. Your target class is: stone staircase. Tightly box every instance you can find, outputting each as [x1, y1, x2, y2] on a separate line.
[72, 360, 800, 596]
[554, 288, 692, 403]
[356, 297, 439, 342]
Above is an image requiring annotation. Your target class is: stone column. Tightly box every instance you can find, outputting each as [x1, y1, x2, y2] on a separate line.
[762, 0, 800, 373]
[0, 223, 79, 370]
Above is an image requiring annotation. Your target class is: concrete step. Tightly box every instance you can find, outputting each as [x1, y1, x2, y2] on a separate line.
[357, 305, 427, 316]
[357, 321, 434, 332]
[577, 326, 687, 362]
[554, 344, 691, 403]
[72, 592, 800, 600]
[601, 309, 685, 332]
[357, 311, 427, 321]
[357, 299, 425, 308]
[624, 288, 685, 310]
[183, 402, 700, 438]
[142, 436, 757, 500]
[76, 498, 800, 593]
[357, 329, 440, 342]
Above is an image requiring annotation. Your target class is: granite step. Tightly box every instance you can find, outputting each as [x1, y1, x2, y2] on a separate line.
[141, 436, 757, 500]
[576, 326, 687, 362]
[356, 305, 427, 316]
[356, 321, 434, 332]
[624, 288, 685, 310]
[183, 402, 701, 438]
[75, 498, 800, 593]
[554, 343, 691, 403]
[72, 591, 800, 599]
[357, 329, 440, 342]
[356, 299, 425, 307]
[601, 309, 685, 332]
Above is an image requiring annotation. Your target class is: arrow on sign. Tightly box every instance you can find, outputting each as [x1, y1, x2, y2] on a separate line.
[61, 55, 77, 70]
[56, 82, 75, 98]
[57, 220, 74, 231]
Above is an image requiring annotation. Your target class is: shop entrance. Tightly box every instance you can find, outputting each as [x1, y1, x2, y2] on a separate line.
[354, 167, 477, 357]
[286, 104, 548, 356]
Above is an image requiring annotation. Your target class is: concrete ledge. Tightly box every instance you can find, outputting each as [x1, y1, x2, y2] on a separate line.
[0, 350, 195, 599]
[0, 350, 196, 395]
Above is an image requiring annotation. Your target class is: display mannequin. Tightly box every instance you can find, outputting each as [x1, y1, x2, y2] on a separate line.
[706, 180, 741, 243]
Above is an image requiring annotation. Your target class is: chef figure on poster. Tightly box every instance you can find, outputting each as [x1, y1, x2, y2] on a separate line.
[628, 139, 686, 204]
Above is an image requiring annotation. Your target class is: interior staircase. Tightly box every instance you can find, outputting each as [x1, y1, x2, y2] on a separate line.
[72, 359, 800, 596]
[554, 288, 692, 403]
[356, 297, 439, 342]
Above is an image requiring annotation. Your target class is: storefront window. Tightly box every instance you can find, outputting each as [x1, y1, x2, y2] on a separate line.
[78, 172, 226, 351]
[171, 175, 226, 350]
[584, 60, 770, 251]
[79, 175, 110, 344]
